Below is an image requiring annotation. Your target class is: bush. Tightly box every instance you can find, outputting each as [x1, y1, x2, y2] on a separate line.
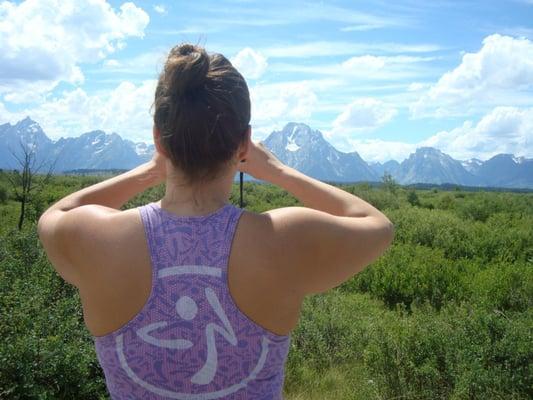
[456, 193, 508, 223]
[470, 261, 533, 312]
[364, 304, 532, 400]
[287, 292, 385, 372]
[407, 189, 421, 207]
[350, 186, 400, 211]
[436, 193, 456, 211]
[346, 243, 468, 310]
[0, 185, 8, 204]
[471, 213, 533, 264]
[386, 207, 476, 260]
[0, 228, 106, 399]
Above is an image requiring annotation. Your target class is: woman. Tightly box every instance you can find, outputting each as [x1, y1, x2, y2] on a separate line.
[38, 44, 394, 399]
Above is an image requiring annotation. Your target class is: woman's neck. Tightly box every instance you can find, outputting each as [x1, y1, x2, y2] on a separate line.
[159, 166, 234, 215]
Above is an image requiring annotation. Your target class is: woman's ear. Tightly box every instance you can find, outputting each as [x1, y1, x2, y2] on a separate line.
[153, 126, 169, 157]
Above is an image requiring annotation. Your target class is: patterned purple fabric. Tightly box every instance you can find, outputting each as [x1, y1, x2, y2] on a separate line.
[93, 201, 291, 399]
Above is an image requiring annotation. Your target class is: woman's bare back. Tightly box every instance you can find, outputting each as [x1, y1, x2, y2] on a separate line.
[80, 206, 303, 338]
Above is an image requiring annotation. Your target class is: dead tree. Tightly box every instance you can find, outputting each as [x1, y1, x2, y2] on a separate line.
[6, 140, 56, 230]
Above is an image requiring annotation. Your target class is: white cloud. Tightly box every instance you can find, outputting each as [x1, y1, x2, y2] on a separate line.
[2, 81, 58, 104]
[0, 0, 149, 99]
[1, 80, 157, 143]
[343, 55, 435, 69]
[411, 34, 533, 117]
[0, 101, 17, 122]
[1, 77, 319, 145]
[419, 106, 533, 160]
[97, 49, 167, 74]
[343, 138, 418, 163]
[104, 59, 121, 68]
[231, 48, 268, 80]
[269, 55, 437, 86]
[329, 106, 533, 163]
[262, 41, 442, 58]
[407, 82, 431, 92]
[341, 55, 387, 70]
[170, 2, 407, 32]
[340, 24, 385, 32]
[251, 123, 285, 142]
[153, 4, 167, 15]
[250, 81, 318, 131]
[329, 98, 397, 137]
[500, 26, 533, 38]
[341, 55, 436, 80]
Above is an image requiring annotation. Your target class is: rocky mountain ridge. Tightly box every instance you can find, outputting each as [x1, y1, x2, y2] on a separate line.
[1, 117, 531, 189]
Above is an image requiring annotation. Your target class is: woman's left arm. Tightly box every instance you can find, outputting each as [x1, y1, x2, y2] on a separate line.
[41, 155, 165, 213]
[37, 153, 166, 286]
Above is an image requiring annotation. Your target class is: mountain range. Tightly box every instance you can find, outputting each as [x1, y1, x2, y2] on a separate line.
[0, 117, 532, 189]
[0, 117, 155, 172]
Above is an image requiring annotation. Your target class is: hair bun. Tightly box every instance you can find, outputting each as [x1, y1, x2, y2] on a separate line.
[165, 44, 209, 97]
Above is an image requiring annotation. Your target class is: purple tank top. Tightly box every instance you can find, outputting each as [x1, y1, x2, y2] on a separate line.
[93, 201, 291, 399]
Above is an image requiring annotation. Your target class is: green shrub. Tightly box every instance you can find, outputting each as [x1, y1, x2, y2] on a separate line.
[364, 304, 532, 400]
[346, 243, 468, 310]
[386, 208, 476, 260]
[0, 228, 106, 399]
[0, 185, 8, 204]
[287, 292, 384, 372]
[470, 261, 533, 312]
[351, 187, 400, 211]
[471, 213, 533, 264]
[456, 193, 509, 223]
[407, 189, 421, 207]
[436, 193, 456, 210]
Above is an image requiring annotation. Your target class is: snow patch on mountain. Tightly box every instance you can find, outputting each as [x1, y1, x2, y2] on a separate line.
[286, 136, 300, 152]
[513, 156, 526, 164]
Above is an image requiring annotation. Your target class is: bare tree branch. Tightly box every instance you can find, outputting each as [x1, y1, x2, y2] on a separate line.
[8, 143, 25, 169]
[34, 154, 59, 193]
[6, 136, 51, 229]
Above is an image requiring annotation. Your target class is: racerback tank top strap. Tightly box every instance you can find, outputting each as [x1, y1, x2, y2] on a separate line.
[93, 201, 291, 400]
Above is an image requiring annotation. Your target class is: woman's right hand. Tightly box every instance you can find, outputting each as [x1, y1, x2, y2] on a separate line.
[237, 140, 286, 181]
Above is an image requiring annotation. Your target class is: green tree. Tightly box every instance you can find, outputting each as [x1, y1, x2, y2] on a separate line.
[0, 185, 8, 204]
[407, 189, 420, 207]
[381, 172, 399, 195]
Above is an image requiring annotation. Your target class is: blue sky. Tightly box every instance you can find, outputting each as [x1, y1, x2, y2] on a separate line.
[1, 0, 532, 163]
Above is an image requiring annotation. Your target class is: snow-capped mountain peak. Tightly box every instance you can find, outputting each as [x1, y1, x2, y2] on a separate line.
[395, 147, 479, 186]
[263, 122, 377, 182]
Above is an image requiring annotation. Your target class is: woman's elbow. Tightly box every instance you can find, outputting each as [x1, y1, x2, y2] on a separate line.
[386, 221, 395, 246]
[378, 219, 395, 249]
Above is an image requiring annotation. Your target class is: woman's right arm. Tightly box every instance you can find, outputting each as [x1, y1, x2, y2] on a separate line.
[239, 141, 395, 296]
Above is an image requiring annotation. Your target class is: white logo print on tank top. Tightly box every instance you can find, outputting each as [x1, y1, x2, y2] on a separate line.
[115, 264, 272, 399]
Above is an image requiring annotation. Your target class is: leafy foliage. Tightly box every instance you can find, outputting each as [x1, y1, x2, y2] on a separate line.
[407, 189, 421, 206]
[0, 185, 8, 204]
[0, 171, 531, 399]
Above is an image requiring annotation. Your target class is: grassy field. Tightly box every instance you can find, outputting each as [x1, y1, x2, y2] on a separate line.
[0, 172, 531, 399]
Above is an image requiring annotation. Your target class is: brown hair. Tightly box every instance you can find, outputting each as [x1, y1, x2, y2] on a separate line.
[153, 43, 250, 185]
